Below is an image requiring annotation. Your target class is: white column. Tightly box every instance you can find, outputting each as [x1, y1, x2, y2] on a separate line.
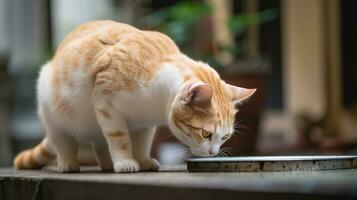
[51, 0, 116, 48]
[282, 0, 326, 119]
[206, 0, 234, 65]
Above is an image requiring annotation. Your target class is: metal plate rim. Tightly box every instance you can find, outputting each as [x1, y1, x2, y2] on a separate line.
[186, 155, 357, 163]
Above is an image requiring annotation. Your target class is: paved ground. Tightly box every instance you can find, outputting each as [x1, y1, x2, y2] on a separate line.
[1, 165, 357, 200]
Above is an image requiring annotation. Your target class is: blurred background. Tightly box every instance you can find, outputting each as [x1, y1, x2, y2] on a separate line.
[0, 0, 357, 167]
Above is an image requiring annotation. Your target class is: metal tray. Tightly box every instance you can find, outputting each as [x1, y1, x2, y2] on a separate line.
[186, 155, 357, 172]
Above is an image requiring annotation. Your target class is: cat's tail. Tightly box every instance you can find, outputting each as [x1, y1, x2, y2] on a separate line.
[14, 137, 56, 169]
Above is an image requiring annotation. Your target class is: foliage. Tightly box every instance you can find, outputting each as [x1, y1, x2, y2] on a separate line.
[146, 1, 211, 55]
[229, 8, 278, 37]
[146, 1, 278, 67]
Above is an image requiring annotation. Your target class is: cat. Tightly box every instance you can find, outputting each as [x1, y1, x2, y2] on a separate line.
[14, 20, 256, 173]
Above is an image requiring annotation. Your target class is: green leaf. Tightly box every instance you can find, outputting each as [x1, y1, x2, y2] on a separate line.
[228, 8, 278, 36]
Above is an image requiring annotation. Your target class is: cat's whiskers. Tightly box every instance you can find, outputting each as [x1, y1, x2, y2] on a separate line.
[176, 146, 192, 160]
[235, 119, 246, 125]
[183, 150, 192, 160]
[234, 119, 249, 130]
[233, 119, 249, 137]
[218, 146, 235, 157]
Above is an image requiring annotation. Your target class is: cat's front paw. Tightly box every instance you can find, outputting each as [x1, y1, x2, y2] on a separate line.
[114, 159, 140, 173]
[138, 158, 160, 171]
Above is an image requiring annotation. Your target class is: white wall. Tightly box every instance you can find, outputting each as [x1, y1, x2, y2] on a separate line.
[51, 0, 117, 48]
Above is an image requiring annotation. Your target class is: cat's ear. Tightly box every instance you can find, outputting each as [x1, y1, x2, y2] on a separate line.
[228, 84, 256, 103]
[184, 83, 213, 106]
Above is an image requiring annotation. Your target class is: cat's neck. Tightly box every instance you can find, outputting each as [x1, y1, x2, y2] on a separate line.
[151, 54, 198, 125]
[149, 61, 184, 125]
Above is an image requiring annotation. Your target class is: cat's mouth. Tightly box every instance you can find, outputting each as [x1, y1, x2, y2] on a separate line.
[190, 147, 216, 157]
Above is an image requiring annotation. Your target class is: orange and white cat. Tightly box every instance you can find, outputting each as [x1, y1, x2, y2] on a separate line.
[14, 20, 256, 173]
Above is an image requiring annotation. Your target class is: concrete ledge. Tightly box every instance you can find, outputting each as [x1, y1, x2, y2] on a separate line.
[1, 166, 357, 200]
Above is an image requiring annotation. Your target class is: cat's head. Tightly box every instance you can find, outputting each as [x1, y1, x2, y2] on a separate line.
[168, 71, 256, 157]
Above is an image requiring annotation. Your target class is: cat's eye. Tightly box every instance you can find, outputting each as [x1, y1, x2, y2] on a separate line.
[201, 130, 212, 139]
[222, 134, 230, 140]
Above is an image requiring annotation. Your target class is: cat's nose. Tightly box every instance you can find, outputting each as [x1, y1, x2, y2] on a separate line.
[209, 150, 217, 156]
[209, 147, 219, 156]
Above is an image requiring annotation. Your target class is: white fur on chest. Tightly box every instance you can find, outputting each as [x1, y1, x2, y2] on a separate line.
[111, 64, 183, 130]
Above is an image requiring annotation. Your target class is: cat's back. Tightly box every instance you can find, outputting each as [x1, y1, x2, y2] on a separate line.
[50, 20, 181, 93]
[53, 20, 179, 66]
[41, 21, 181, 126]
[53, 20, 138, 63]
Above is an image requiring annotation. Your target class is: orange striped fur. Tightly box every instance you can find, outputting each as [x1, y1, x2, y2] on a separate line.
[14, 142, 55, 169]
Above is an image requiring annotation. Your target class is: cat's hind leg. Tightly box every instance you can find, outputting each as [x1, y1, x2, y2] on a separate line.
[55, 134, 80, 173]
[131, 127, 160, 171]
[42, 108, 80, 173]
[48, 130, 79, 173]
[48, 131, 80, 173]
